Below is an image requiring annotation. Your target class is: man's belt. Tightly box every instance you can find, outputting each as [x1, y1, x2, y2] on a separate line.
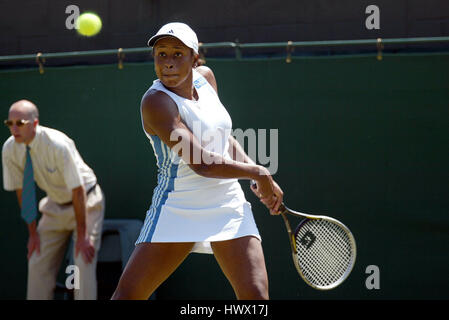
[59, 183, 97, 206]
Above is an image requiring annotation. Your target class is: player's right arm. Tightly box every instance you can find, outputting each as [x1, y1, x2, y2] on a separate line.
[140, 90, 277, 204]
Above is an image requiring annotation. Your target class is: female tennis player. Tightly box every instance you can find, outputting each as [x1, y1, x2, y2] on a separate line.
[111, 22, 283, 300]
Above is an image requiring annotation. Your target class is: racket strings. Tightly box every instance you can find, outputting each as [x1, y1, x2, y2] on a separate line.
[298, 222, 352, 285]
[304, 224, 351, 283]
[298, 231, 349, 286]
[295, 219, 355, 288]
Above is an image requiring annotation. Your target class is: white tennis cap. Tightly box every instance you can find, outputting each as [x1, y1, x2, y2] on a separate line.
[147, 22, 199, 54]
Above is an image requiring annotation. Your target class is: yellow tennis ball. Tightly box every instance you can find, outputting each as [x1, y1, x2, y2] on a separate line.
[76, 12, 102, 37]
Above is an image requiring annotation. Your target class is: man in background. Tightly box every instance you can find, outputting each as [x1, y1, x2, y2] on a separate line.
[2, 99, 105, 300]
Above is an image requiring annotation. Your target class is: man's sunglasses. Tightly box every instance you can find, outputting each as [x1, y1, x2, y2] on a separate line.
[4, 119, 31, 127]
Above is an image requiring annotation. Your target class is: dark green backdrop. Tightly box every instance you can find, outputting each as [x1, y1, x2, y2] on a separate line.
[1, 53, 448, 299]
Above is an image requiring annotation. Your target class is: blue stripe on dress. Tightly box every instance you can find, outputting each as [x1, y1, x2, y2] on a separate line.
[137, 136, 166, 243]
[136, 136, 178, 244]
[145, 162, 177, 242]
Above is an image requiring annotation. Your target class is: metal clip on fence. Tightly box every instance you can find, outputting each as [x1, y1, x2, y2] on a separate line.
[286, 41, 294, 63]
[36, 52, 45, 74]
[377, 38, 384, 61]
[234, 40, 242, 60]
[117, 48, 124, 69]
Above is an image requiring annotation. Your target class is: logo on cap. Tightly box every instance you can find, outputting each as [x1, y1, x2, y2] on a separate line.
[168, 29, 174, 34]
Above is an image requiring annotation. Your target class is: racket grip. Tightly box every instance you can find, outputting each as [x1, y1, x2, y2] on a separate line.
[279, 203, 286, 212]
[251, 179, 285, 211]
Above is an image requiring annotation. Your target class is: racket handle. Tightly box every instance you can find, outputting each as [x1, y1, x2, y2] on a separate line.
[251, 179, 286, 212]
[250, 179, 257, 188]
[279, 203, 286, 213]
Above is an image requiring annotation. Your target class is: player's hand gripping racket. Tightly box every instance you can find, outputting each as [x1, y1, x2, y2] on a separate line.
[251, 181, 357, 290]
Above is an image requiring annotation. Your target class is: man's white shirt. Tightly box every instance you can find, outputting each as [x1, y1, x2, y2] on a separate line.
[2, 125, 97, 204]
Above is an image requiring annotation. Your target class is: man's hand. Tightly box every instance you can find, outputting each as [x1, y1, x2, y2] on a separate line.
[27, 232, 40, 260]
[75, 236, 95, 264]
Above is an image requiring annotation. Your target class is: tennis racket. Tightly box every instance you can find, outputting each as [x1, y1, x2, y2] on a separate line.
[250, 181, 357, 290]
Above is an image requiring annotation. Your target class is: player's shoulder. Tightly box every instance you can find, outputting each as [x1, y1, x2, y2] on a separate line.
[195, 66, 218, 92]
[140, 88, 180, 136]
[141, 88, 177, 116]
[195, 65, 213, 76]
[195, 65, 215, 81]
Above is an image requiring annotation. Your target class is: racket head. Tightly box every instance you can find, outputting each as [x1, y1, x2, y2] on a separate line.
[291, 215, 357, 290]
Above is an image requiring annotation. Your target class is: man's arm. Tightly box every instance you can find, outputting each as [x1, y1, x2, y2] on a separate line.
[16, 188, 40, 259]
[72, 185, 95, 264]
[72, 185, 87, 240]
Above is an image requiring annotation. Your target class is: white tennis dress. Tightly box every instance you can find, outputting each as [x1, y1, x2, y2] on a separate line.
[136, 69, 261, 254]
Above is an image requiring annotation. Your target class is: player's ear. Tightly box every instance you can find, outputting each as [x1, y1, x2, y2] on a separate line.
[192, 50, 199, 68]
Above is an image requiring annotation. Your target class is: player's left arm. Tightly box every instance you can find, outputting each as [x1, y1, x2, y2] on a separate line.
[195, 65, 252, 165]
[228, 135, 283, 211]
[197, 65, 284, 211]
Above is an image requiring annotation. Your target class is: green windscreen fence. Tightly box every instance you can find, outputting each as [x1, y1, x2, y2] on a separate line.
[0, 53, 448, 299]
